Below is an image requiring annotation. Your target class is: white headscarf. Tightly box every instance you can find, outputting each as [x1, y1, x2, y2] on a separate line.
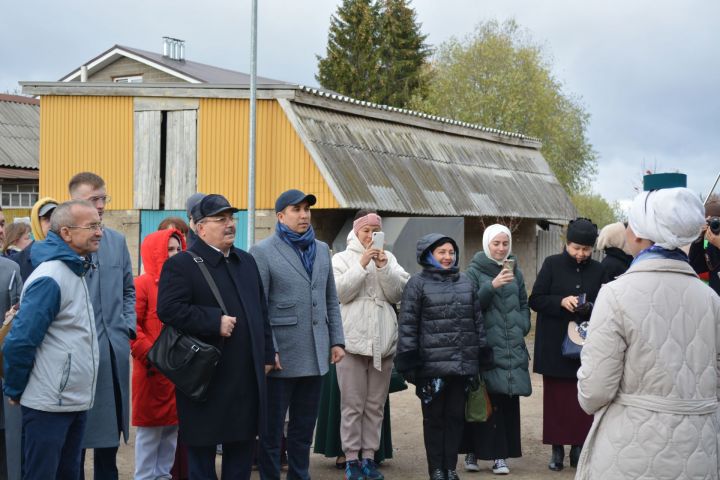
[482, 224, 512, 265]
[628, 187, 705, 249]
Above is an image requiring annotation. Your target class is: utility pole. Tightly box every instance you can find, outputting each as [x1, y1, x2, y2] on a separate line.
[247, 0, 258, 246]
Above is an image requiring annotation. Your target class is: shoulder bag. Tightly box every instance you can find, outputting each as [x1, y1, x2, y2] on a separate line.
[148, 252, 228, 402]
[561, 320, 588, 359]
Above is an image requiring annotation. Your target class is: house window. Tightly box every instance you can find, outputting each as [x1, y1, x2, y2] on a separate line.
[1, 184, 39, 208]
[113, 75, 143, 83]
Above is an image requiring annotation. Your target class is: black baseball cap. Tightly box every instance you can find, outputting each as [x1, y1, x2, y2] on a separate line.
[191, 194, 239, 223]
[275, 189, 317, 213]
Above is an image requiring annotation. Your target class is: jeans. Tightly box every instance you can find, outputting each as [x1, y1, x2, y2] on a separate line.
[21, 406, 87, 480]
[259, 376, 322, 480]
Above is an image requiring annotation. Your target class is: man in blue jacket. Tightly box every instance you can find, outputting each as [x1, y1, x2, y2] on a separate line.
[251, 189, 345, 480]
[68, 172, 136, 480]
[3, 200, 101, 479]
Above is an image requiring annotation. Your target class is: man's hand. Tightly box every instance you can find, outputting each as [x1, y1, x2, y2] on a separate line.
[706, 220, 720, 249]
[220, 315, 237, 337]
[8, 398, 18, 406]
[330, 346, 345, 364]
[265, 365, 273, 375]
[273, 353, 282, 371]
[561, 296, 579, 312]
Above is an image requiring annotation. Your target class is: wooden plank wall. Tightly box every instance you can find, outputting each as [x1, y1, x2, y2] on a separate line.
[133, 110, 161, 209]
[165, 110, 197, 210]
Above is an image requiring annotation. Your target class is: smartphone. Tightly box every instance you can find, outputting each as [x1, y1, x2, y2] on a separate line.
[577, 293, 587, 306]
[371, 231, 385, 250]
[502, 258, 515, 271]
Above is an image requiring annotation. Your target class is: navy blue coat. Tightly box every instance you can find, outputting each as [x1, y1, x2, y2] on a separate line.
[157, 238, 274, 446]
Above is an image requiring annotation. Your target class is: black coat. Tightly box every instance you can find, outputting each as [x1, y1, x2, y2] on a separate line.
[157, 238, 274, 446]
[601, 247, 633, 281]
[689, 240, 720, 296]
[396, 233, 492, 380]
[529, 250, 608, 378]
[11, 241, 35, 282]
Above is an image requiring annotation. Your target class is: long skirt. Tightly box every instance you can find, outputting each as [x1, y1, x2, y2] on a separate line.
[461, 393, 522, 460]
[542, 376, 592, 445]
[313, 364, 393, 462]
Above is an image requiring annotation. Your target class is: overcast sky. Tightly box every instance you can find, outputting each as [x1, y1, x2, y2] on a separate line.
[2, 0, 718, 204]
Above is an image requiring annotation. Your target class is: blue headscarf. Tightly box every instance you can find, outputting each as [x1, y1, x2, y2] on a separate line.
[276, 222, 317, 276]
[631, 244, 689, 266]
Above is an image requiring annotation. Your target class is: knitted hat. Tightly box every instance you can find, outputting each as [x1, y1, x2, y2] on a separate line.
[566, 218, 598, 246]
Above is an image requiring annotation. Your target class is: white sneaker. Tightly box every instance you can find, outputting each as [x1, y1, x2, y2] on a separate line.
[492, 459, 510, 475]
[464, 453, 480, 472]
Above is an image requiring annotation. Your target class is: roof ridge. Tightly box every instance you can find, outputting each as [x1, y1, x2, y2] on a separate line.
[296, 85, 541, 144]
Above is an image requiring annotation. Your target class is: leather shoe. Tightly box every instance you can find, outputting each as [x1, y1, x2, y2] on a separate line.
[447, 470, 460, 480]
[548, 445, 564, 471]
[429, 468, 446, 480]
[570, 445, 582, 467]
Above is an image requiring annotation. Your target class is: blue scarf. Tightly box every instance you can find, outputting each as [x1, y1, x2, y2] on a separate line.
[276, 222, 317, 276]
[631, 244, 689, 266]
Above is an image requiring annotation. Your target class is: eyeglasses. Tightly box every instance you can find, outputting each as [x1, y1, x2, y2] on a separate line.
[87, 195, 111, 206]
[201, 216, 236, 225]
[67, 223, 104, 232]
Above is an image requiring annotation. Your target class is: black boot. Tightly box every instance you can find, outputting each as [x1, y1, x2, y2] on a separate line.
[446, 469, 460, 480]
[570, 444, 582, 467]
[548, 445, 564, 471]
[429, 468, 446, 480]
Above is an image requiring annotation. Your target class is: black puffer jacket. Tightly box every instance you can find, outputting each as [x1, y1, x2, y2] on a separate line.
[601, 247, 633, 281]
[396, 234, 492, 381]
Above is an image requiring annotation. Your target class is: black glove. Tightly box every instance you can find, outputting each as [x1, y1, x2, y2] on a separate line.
[575, 301, 594, 319]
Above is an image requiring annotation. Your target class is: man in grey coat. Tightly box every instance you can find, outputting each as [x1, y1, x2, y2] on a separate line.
[0, 205, 22, 480]
[69, 172, 136, 480]
[251, 189, 345, 480]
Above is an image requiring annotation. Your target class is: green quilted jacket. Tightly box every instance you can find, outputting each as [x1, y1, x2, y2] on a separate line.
[465, 252, 532, 396]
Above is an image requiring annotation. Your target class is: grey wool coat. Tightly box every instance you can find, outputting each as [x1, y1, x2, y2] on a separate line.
[81, 227, 136, 448]
[250, 232, 344, 378]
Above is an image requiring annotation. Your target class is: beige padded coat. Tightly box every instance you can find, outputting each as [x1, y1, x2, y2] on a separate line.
[332, 231, 410, 370]
[577, 257, 720, 479]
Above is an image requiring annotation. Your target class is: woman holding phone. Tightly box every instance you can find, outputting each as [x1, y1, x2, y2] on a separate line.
[529, 218, 608, 472]
[461, 224, 531, 475]
[330, 210, 409, 480]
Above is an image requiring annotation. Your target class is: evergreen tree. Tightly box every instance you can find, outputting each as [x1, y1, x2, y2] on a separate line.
[377, 0, 431, 107]
[316, 0, 381, 102]
[316, 0, 430, 108]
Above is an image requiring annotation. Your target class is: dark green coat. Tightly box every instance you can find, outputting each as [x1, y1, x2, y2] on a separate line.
[465, 252, 532, 396]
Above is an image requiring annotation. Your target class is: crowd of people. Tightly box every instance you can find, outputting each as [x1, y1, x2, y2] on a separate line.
[0, 170, 719, 480]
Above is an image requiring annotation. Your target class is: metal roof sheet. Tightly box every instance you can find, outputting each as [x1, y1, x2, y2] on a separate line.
[61, 45, 293, 86]
[284, 101, 576, 221]
[0, 95, 39, 169]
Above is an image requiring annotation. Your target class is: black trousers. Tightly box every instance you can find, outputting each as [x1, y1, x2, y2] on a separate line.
[420, 376, 466, 472]
[463, 393, 522, 460]
[187, 440, 254, 480]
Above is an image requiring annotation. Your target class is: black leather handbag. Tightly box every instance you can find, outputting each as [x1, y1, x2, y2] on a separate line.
[148, 252, 228, 402]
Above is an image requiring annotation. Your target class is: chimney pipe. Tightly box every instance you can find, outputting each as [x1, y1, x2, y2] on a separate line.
[80, 65, 88, 82]
[163, 36, 170, 57]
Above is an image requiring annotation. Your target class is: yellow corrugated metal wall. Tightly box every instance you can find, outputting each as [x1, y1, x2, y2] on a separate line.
[40, 96, 133, 208]
[198, 99, 339, 209]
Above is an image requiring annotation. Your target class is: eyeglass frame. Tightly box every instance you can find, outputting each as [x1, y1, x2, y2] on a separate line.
[86, 195, 112, 206]
[199, 216, 236, 226]
[66, 223, 104, 232]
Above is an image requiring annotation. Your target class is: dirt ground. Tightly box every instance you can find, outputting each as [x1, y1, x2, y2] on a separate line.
[97, 338, 579, 479]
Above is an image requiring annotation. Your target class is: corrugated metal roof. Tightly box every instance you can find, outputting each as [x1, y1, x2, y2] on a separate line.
[61, 45, 293, 86]
[0, 95, 39, 169]
[285, 101, 576, 221]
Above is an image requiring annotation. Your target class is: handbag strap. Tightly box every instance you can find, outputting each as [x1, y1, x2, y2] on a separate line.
[187, 251, 229, 316]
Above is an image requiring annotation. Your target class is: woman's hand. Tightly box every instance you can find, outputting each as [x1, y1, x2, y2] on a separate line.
[491, 269, 514, 289]
[561, 295, 579, 312]
[360, 248, 382, 268]
[374, 251, 388, 268]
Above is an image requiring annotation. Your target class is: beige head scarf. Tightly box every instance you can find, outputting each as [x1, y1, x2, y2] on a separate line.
[628, 188, 705, 249]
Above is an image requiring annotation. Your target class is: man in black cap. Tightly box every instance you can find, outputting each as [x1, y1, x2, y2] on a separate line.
[250, 189, 345, 480]
[157, 194, 274, 479]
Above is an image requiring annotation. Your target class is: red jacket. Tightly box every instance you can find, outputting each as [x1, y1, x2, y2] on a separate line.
[131, 228, 186, 426]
